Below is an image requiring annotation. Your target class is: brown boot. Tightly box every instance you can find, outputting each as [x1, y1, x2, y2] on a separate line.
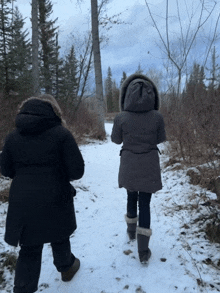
[137, 227, 152, 264]
[61, 258, 80, 282]
[125, 215, 138, 240]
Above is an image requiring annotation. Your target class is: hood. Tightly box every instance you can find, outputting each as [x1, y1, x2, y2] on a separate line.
[120, 73, 159, 112]
[16, 97, 62, 135]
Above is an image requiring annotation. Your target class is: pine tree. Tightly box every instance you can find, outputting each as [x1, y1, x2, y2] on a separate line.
[184, 62, 206, 108]
[136, 63, 143, 74]
[112, 80, 119, 112]
[7, 6, 32, 93]
[189, 63, 200, 86]
[0, 0, 13, 92]
[120, 71, 127, 87]
[38, 0, 58, 94]
[207, 46, 220, 90]
[54, 33, 63, 98]
[60, 45, 78, 100]
[105, 66, 113, 112]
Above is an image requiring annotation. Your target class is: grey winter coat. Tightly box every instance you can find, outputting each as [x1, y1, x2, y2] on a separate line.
[111, 74, 166, 193]
[0, 95, 84, 247]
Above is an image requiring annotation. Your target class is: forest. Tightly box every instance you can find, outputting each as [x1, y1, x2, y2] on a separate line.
[0, 0, 107, 146]
[0, 0, 220, 184]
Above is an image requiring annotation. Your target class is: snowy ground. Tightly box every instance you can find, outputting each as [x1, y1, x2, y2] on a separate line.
[1, 122, 220, 293]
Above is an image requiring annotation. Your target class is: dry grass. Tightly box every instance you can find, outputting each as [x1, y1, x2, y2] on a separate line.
[0, 94, 106, 151]
[206, 222, 220, 244]
[0, 93, 28, 150]
[0, 187, 9, 202]
[0, 251, 17, 286]
[59, 100, 106, 144]
[105, 112, 119, 122]
[186, 167, 220, 199]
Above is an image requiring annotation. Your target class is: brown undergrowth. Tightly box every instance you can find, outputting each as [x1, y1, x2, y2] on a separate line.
[0, 187, 9, 202]
[0, 252, 17, 288]
[0, 93, 106, 150]
[164, 157, 220, 245]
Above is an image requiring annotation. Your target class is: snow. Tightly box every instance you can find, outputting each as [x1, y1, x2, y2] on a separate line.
[1, 122, 220, 293]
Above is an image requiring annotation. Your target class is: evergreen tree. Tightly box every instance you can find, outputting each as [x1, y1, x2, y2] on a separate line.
[136, 63, 143, 74]
[7, 6, 32, 93]
[0, 0, 13, 92]
[54, 33, 63, 98]
[112, 80, 119, 112]
[38, 0, 58, 94]
[120, 71, 127, 87]
[207, 46, 220, 90]
[188, 63, 200, 86]
[198, 66, 205, 86]
[105, 66, 113, 112]
[184, 62, 207, 109]
[60, 45, 78, 100]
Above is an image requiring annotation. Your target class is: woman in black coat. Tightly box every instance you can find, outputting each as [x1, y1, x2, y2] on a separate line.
[0, 94, 84, 293]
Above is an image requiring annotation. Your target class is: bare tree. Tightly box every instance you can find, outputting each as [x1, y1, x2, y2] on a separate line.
[145, 0, 218, 98]
[91, 0, 105, 138]
[31, 0, 40, 95]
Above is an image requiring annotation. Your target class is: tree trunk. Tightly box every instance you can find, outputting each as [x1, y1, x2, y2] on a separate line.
[91, 0, 106, 138]
[1, 1, 9, 93]
[32, 0, 40, 95]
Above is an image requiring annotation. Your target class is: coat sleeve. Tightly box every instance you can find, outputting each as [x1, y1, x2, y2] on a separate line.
[0, 134, 16, 179]
[61, 130, 85, 181]
[111, 114, 123, 144]
[157, 113, 166, 144]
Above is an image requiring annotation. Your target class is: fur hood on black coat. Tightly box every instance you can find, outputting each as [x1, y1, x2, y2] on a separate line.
[120, 74, 159, 111]
[18, 94, 63, 120]
[16, 94, 65, 135]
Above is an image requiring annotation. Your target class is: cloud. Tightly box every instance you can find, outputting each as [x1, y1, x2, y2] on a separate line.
[15, 0, 220, 84]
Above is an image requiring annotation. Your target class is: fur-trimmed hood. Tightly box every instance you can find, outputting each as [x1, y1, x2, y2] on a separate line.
[18, 94, 63, 120]
[16, 94, 64, 135]
[120, 74, 159, 112]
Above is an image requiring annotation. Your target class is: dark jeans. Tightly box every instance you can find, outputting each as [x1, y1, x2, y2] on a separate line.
[14, 237, 75, 293]
[127, 190, 152, 229]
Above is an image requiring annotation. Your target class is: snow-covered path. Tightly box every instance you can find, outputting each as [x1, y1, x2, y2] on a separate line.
[1, 123, 220, 293]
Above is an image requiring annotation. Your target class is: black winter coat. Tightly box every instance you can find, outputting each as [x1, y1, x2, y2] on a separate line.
[0, 98, 84, 247]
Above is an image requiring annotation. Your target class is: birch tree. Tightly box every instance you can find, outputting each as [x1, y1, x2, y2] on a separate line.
[91, 0, 106, 138]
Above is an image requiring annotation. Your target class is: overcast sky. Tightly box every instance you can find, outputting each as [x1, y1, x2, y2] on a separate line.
[16, 0, 220, 85]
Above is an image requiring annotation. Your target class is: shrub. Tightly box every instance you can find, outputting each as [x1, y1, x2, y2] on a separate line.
[60, 99, 106, 144]
[0, 93, 106, 151]
[0, 93, 28, 150]
[0, 187, 9, 202]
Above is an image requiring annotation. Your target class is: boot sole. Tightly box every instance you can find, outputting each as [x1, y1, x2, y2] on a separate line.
[139, 249, 151, 265]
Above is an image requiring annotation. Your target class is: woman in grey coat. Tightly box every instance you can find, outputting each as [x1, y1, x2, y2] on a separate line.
[111, 74, 166, 264]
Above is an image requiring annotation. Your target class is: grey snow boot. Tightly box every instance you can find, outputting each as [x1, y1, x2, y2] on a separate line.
[137, 227, 152, 264]
[125, 215, 138, 240]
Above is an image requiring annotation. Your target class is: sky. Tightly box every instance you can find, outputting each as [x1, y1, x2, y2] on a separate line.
[16, 0, 220, 86]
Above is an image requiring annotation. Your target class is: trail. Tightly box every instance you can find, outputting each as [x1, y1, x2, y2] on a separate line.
[1, 123, 219, 293]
